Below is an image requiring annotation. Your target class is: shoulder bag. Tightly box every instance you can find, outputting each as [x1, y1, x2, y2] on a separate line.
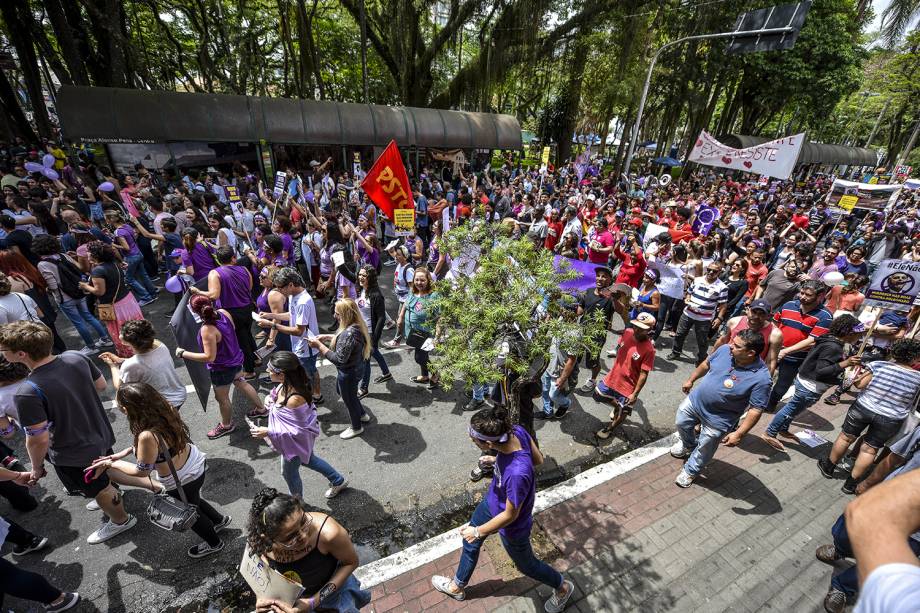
[146, 435, 198, 532]
[96, 266, 121, 322]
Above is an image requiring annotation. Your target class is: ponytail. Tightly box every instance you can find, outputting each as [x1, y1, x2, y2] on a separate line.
[246, 487, 304, 556]
[189, 294, 219, 324]
[181, 227, 198, 253]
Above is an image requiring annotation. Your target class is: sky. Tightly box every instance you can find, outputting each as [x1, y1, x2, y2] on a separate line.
[869, 0, 888, 32]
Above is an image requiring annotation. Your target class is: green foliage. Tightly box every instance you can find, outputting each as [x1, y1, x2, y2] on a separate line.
[429, 220, 606, 387]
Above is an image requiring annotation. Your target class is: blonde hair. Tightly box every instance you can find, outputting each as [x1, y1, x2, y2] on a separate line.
[333, 298, 371, 360]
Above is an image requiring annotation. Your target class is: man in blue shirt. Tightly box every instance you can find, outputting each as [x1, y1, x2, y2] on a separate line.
[671, 329, 772, 487]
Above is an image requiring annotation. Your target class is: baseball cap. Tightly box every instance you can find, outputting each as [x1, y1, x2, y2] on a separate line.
[594, 265, 613, 277]
[748, 299, 771, 313]
[631, 312, 656, 330]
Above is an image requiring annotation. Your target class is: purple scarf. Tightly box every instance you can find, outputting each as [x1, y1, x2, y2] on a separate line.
[266, 386, 320, 461]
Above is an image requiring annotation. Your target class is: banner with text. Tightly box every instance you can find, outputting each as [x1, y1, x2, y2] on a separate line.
[864, 259, 920, 312]
[361, 140, 414, 227]
[688, 131, 805, 180]
[825, 179, 902, 213]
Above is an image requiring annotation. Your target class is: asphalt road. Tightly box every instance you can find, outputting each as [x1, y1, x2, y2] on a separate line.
[1, 280, 699, 612]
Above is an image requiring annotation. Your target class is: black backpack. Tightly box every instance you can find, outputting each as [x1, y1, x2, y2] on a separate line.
[55, 256, 84, 300]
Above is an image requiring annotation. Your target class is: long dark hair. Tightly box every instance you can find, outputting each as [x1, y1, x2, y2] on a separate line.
[470, 405, 513, 438]
[116, 382, 190, 454]
[181, 227, 200, 253]
[247, 488, 306, 555]
[361, 264, 382, 299]
[268, 351, 310, 403]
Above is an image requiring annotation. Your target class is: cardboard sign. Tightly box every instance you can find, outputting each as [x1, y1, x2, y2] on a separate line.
[837, 194, 858, 211]
[272, 171, 287, 199]
[541, 146, 551, 166]
[238, 545, 304, 606]
[864, 259, 920, 312]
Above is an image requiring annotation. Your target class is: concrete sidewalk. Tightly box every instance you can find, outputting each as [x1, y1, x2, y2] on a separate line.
[360, 399, 855, 613]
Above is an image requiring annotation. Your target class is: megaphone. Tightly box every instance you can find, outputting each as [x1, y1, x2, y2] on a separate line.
[659, 173, 672, 187]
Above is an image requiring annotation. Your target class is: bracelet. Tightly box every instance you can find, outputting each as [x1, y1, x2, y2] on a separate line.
[0, 423, 15, 436]
[473, 526, 482, 539]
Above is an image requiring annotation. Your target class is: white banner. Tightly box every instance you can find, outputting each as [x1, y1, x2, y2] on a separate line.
[864, 259, 920, 312]
[688, 131, 805, 180]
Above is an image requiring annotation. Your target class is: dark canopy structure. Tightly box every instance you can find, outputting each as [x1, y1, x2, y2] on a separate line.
[719, 134, 877, 167]
[55, 86, 522, 150]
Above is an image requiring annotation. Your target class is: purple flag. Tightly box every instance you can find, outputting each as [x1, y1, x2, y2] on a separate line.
[574, 151, 590, 182]
[691, 203, 719, 236]
[555, 255, 604, 292]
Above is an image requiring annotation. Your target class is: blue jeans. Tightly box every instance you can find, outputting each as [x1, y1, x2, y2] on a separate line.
[58, 298, 110, 346]
[472, 382, 491, 402]
[541, 371, 572, 416]
[675, 397, 729, 477]
[766, 379, 822, 437]
[337, 365, 367, 429]
[830, 514, 920, 597]
[360, 346, 391, 389]
[453, 499, 563, 590]
[317, 573, 371, 612]
[281, 453, 345, 498]
[124, 253, 156, 301]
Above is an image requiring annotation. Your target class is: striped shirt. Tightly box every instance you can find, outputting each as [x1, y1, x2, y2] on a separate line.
[857, 362, 920, 420]
[773, 300, 832, 361]
[683, 276, 729, 321]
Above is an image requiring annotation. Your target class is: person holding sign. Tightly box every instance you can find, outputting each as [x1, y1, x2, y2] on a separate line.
[247, 489, 370, 612]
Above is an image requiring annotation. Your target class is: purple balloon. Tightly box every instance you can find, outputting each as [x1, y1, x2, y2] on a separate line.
[41, 168, 59, 181]
[24, 162, 43, 173]
[99, 181, 115, 192]
[165, 275, 185, 294]
[42, 154, 55, 168]
[306, 191, 315, 203]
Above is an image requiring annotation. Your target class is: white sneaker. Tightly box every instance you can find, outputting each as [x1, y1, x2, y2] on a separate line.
[85, 499, 100, 511]
[95, 338, 115, 348]
[544, 579, 575, 612]
[87, 514, 136, 544]
[675, 469, 694, 488]
[669, 441, 692, 459]
[324, 479, 349, 499]
[360, 413, 371, 423]
[77, 346, 98, 356]
[339, 426, 364, 440]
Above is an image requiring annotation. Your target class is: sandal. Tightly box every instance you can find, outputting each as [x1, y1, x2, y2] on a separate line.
[246, 407, 269, 419]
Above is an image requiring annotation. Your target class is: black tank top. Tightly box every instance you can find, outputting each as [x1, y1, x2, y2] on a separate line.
[267, 515, 338, 594]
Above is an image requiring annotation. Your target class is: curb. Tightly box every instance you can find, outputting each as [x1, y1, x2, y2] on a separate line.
[354, 431, 678, 588]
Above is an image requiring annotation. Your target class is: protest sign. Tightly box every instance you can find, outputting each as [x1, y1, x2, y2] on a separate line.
[393, 208, 416, 237]
[361, 140, 414, 224]
[864, 259, 920, 312]
[272, 171, 286, 198]
[642, 223, 669, 249]
[225, 185, 243, 219]
[541, 146, 551, 166]
[691, 203, 719, 236]
[825, 179, 902, 213]
[688, 131, 804, 180]
[239, 545, 304, 605]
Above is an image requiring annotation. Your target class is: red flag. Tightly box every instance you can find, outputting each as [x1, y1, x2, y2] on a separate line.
[361, 140, 413, 225]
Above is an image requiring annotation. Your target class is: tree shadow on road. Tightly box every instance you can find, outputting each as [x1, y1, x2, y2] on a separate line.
[198, 457, 271, 505]
[360, 422, 427, 464]
[695, 458, 783, 516]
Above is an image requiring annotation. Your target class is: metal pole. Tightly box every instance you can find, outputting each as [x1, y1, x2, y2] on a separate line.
[622, 26, 794, 177]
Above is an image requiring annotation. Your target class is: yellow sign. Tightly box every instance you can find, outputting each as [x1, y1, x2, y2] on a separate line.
[838, 195, 859, 211]
[393, 208, 415, 234]
[541, 146, 550, 166]
[868, 176, 878, 184]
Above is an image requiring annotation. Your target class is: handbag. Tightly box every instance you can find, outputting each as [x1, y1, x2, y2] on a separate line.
[406, 328, 430, 350]
[96, 266, 121, 322]
[145, 435, 198, 532]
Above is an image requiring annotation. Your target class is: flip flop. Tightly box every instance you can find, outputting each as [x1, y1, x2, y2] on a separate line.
[246, 407, 269, 419]
[411, 376, 430, 384]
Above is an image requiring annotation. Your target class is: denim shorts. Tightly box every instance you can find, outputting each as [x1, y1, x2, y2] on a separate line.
[593, 381, 632, 416]
[841, 401, 904, 449]
[297, 353, 318, 376]
[209, 366, 241, 387]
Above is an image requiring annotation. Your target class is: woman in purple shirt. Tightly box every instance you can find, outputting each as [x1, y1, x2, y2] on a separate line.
[176, 295, 264, 440]
[190, 246, 258, 380]
[271, 215, 295, 266]
[180, 228, 217, 282]
[431, 407, 575, 612]
[247, 351, 347, 499]
[105, 211, 157, 305]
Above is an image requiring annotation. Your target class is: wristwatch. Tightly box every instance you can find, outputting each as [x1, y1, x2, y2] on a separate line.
[473, 526, 482, 539]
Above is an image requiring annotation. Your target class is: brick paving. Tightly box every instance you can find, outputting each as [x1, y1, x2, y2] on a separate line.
[365, 400, 854, 613]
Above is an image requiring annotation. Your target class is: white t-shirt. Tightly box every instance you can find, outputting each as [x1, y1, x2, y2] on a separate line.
[0, 292, 40, 324]
[289, 289, 319, 358]
[120, 343, 188, 407]
[854, 563, 920, 613]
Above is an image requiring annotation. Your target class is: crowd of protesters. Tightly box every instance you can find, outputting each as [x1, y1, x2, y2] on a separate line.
[0, 138, 919, 611]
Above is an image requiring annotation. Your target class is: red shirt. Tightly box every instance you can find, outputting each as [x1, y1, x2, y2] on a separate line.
[603, 329, 655, 397]
[587, 229, 614, 264]
[745, 262, 768, 298]
[544, 220, 563, 251]
[613, 244, 647, 287]
[791, 213, 809, 229]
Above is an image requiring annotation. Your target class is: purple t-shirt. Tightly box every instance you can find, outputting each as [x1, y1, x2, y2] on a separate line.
[487, 425, 536, 540]
[116, 224, 141, 257]
[181, 243, 216, 282]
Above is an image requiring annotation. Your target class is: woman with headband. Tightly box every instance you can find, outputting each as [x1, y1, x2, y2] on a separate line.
[430, 406, 575, 611]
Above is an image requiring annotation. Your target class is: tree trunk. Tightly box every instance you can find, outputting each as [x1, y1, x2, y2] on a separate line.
[0, 68, 38, 142]
[44, 0, 91, 85]
[553, 36, 590, 164]
[1, 0, 53, 139]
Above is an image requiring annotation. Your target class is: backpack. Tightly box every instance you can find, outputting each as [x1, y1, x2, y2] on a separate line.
[55, 256, 84, 300]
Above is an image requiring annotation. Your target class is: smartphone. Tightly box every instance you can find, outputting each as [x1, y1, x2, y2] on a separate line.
[83, 466, 97, 483]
